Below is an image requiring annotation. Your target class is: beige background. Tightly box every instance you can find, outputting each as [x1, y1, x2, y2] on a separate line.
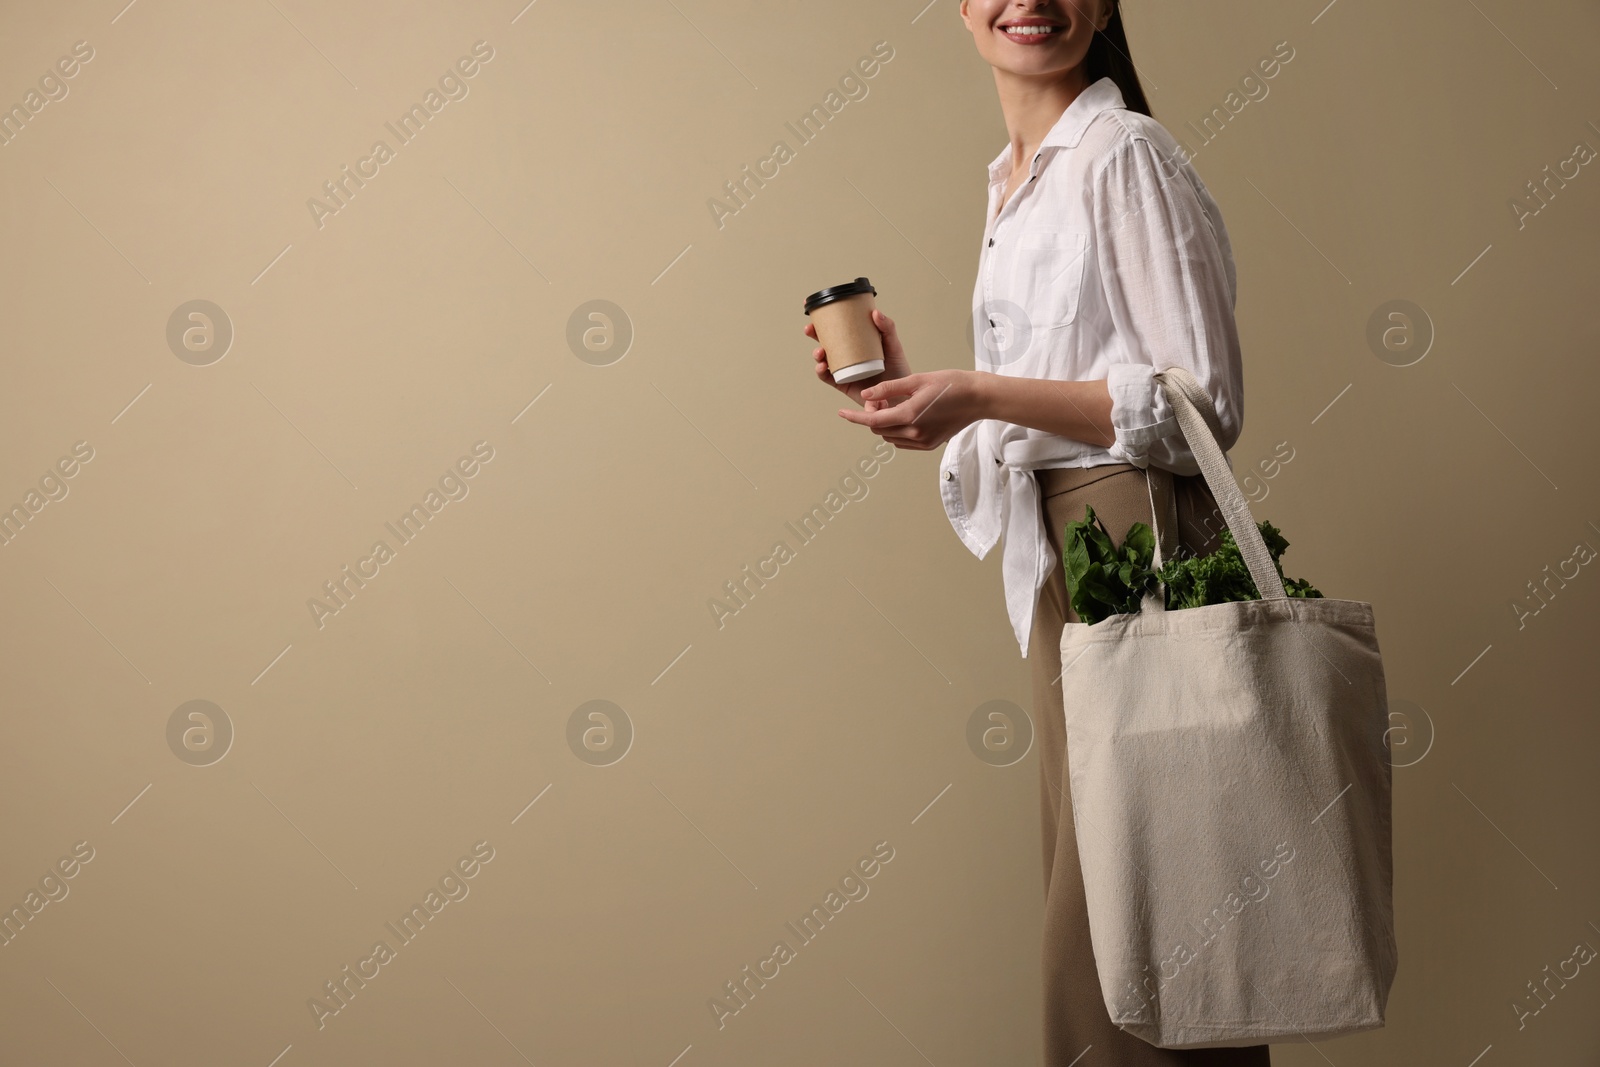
[2, 0, 1597, 1064]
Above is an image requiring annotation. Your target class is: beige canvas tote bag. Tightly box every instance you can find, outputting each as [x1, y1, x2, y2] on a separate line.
[1057, 365, 1397, 1049]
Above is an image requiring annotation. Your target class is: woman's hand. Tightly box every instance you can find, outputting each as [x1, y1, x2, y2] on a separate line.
[837, 370, 988, 451]
[806, 308, 913, 411]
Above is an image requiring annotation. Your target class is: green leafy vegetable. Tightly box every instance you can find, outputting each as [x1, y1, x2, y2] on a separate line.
[1062, 505, 1323, 624]
[1156, 521, 1323, 610]
[1061, 505, 1160, 624]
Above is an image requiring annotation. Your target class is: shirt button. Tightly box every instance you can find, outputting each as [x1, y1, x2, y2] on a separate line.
[944, 469, 954, 481]
[988, 238, 994, 246]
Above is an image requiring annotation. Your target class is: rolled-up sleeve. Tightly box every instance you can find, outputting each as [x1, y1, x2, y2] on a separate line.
[1091, 134, 1244, 475]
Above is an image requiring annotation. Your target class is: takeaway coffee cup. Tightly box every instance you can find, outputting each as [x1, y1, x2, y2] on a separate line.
[804, 277, 885, 385]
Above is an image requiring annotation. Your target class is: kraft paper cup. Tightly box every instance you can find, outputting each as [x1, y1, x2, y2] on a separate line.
[804, 277, 885, 385]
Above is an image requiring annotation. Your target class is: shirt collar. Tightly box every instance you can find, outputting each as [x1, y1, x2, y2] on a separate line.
[985, 76, 1127, 179]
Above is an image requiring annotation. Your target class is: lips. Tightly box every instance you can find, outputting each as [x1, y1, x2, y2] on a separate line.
[997, 20, 1063, 44]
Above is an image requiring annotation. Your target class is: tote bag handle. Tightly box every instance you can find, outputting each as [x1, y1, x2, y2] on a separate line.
[1148, 366, 1288, 602]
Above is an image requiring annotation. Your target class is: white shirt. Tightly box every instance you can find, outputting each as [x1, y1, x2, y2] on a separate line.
[937, 76, 1245, 658]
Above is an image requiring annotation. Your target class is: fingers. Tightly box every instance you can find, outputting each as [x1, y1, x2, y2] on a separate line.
[875, 433, 933, 451]
[834, 406, 934, 449]
[872, 309, 903, 353]
[813, 347, 834, 385]
[838, 402, 920, 431]
[858, 374, 921, 402]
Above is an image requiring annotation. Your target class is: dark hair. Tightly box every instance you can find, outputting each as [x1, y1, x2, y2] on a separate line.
[1086, 2, 1153, 118]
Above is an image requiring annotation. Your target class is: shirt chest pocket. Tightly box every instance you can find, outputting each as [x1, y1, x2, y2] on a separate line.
[1009, 229, 1090, 329]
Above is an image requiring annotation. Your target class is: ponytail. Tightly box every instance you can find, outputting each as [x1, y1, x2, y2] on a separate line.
[1086, 2, 1153, 118]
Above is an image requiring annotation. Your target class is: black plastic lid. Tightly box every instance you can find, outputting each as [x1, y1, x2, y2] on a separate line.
[804, 277, 876, 315]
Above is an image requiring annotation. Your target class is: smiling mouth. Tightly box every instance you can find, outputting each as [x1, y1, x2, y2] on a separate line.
[997, 22, 1064, 43]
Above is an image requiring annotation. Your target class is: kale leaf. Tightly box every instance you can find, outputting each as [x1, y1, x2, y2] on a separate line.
[1062, 506, 1323, 624]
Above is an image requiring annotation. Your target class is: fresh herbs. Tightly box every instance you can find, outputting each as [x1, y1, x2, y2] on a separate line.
[1062, 505, 1161, 624]
[1062, 505, 1324, 624]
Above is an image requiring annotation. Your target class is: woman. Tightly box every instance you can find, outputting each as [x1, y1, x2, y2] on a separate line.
[806, 2, 1268, 1064]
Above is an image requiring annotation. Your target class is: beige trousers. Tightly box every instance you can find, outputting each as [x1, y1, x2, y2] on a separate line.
[1029, 463, 1271, 1067]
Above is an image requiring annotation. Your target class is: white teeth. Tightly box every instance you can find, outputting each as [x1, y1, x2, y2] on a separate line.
[1004, 25, 1057, 35]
